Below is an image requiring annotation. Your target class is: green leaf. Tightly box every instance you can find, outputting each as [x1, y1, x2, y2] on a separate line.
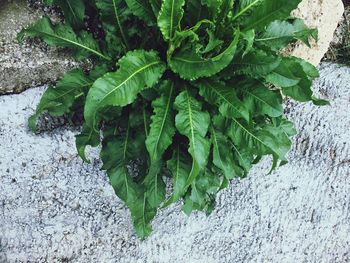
[125, 0, 156, 26]
[146, 81, 176, 162]
[174, 89, 211, 187]
[101, 123, 156, 239]
[169, 30, 240, 80]
[256, 19, 318, 51]
[228, 117, 289, 161]
[165, 145, 192, 206]
[211, 126, 243, 179]
[240, 29, 255, 57]
[132, 194, 157, 239]
[278, 58, 313, 102]
[183, 169, 220, 214]
[144, 81, 176, 207]
[200, 29, 224, 54]
[84, 50, 166, 129]
[157, 0, 185, 40]
[216, 0, 234, 25]
[29, 69, 93, 132]
[46, 0, 85, 29]
[18, 17, 110, 61]
[240, 80, 283, 117]
[149, 0, 162, 16]
[229, 50, 281, 78]
[95, 0, 130, 51]
[265, 62, 301, 88]
[239, 0, 302, 31]
[76, 123, 101, 162]
[197, 80, 250, 122]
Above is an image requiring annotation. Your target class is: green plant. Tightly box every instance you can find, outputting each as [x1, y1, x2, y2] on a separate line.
[19, 0, 327, 239]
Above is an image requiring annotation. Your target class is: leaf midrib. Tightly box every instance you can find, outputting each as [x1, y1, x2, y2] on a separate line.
[185, 89, 196, 155]
[231, 117, 271, 152]
[113, 0, 129, 50]
[92, 61, 161, 127]
[32, 28, 110, 61]
[152, 83, 174, 160]
[244, 89, 280, 113]
[210, 85, 241, 113]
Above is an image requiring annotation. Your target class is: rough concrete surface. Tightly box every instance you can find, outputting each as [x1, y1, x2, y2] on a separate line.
[0, 62, 349, 262]
[0, 0, 78, 94]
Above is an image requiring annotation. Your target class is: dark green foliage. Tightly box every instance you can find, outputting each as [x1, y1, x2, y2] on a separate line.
[20, 0, 324, 239]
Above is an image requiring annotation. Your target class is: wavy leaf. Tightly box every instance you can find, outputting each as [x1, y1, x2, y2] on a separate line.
[146, 81, 176, 162]
[95, 0, 130, 51]
[125, 0, 156, 25]
[44, 0, 85, 29]
[165, 145, 192, 206]
[76, 123, 101, 162]
[239, 0, 302, 31]
[84, 50, 166, 129]
[169, 30, 240, 80]
[198, 80, 250, 122]
[228, 117, 290, 161]
[144, 81, 175, 207]
[229, 50, 281, 78]
[157, 0, 185, 40]
[100, 122, 156, 239]
[183, 169, 220, 215]
[174, 89, 211, 187]
[256, 19, 318, 51]
[240, 80, 283, 117]
[211, 126, 243, 179]
[18, 17, 110, 61]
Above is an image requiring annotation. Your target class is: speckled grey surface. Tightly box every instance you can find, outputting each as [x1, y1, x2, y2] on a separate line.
[0, 63, 349, 262]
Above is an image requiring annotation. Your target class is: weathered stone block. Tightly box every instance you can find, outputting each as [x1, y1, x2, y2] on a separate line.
[0, 0, 78, 94]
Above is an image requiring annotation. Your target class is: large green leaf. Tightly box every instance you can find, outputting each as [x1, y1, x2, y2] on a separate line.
[95, 0, 130, 51]
[169, 30, 240, 80]
[229, 50, 281, 78]
[165, 145, 192, 206]
[29, 69, 92, 131]
[157, 0, 185, 40]
[211, 126, 243, 179]
[76, 123, 101, 163]
[44, 0, 85, 29]
[174, 89, 211, 187]
[100, 123, 156, 239]
[84, 50, 166, 129]
[125, 0, 156, 26]
[146, 81, 176, 163]
[256, 19, 318, 51]
[269, 57, 313, 102]
[144, 81, 175, 207]
[239, 80, 283, 117]
[18, 17, 110, 61]
[197, 80, 250, 122]
[239, 0, 302, 31]
[182, 169, 220, 215]
[228, 117, 290, 161]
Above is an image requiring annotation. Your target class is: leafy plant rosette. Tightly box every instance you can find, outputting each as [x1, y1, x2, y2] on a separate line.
[19, 0, 328, 239]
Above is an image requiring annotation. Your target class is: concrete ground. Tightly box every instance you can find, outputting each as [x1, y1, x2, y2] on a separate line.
[0, 63, 349, 262]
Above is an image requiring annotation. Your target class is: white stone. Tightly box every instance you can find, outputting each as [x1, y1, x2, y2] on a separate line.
[292, 0, 345, 65]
